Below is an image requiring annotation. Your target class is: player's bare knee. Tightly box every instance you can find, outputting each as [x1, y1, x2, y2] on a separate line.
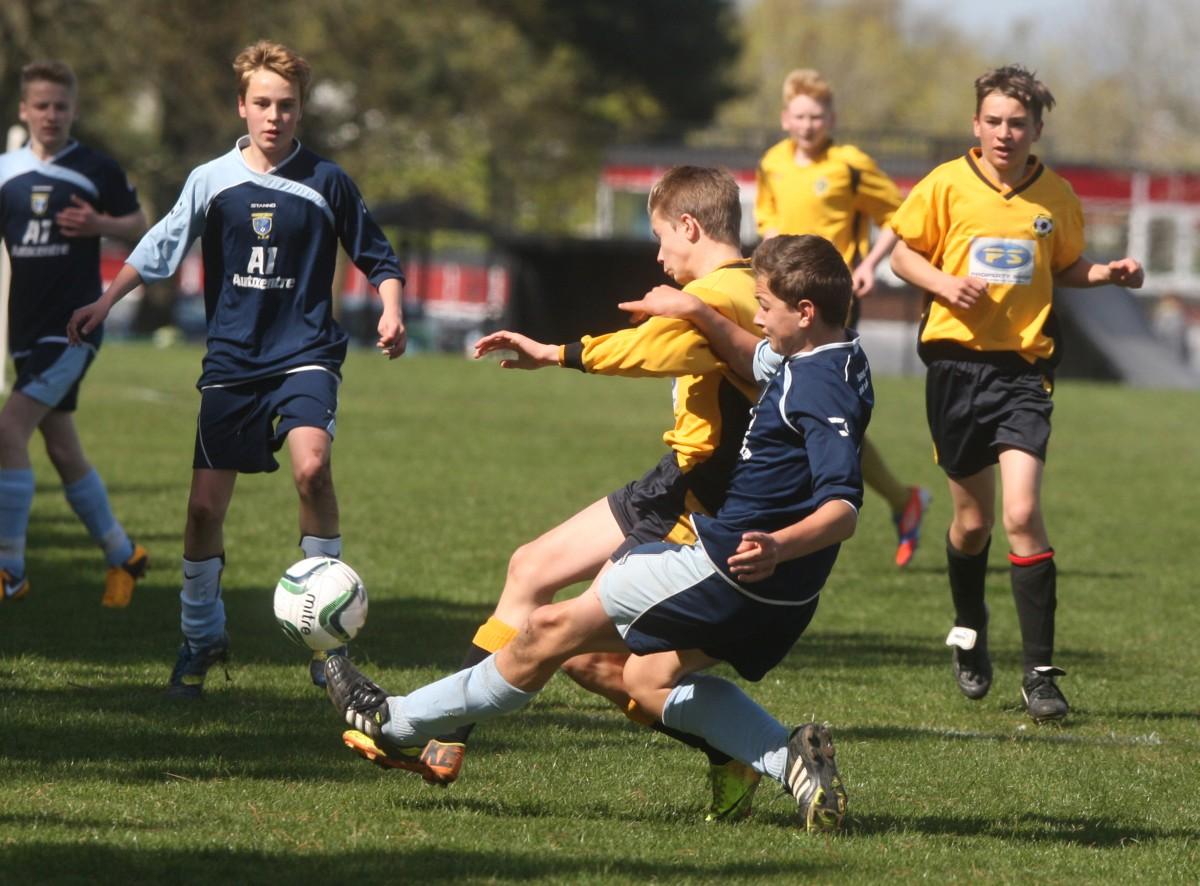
[186, 494, 227, 534]
[505, 542, 555, 604]
[1001, 501, 1041, 539]
[953, 515, 993, 551]
[293, 458, 332, 501]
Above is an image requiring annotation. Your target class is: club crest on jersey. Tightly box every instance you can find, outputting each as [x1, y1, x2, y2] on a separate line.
[813, 178, 829, 195]
[30, 188, 52, 216]
[1032, 215, 1054, 237]
[251, 212, 273, 238]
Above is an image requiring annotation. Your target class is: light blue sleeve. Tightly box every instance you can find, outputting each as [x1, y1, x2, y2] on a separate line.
[126, 166, 211, 283]
[752, 338, 785, 383]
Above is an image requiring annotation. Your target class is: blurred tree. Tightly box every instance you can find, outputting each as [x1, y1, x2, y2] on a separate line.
[1, 0, 741, 233]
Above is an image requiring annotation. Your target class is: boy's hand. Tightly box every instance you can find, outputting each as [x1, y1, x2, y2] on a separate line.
[851, 264, 876, 298]
[67, 300, 110, 344]
[55, 195, 103, 238]
[472, 330, 557, 369]
[937, 274, 988, 310]
[727, 531, 780, 583]
[1107, 258, 1144, 289]
[376, 312, 407, 360]
[618, 285, 703, 324]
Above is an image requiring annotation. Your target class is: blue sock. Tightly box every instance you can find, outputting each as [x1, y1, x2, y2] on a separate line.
[0, 468, 35, 577]
[180, 556, 226, 648]
[383, 655, 536, 745]
[300, 534, 342, 558]
[63, 469, 134, 567]
[661, 674, 791, 784]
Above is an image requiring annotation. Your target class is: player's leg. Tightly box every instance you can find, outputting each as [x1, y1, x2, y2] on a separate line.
[943, 467, 996, 699]
[861, 436, 932, 568]
[998, 446, 1066, 721]
[326, 584, 626, 752]
[167, 467, 238, 698]
[0, 391, 48, 600]
[410, 497, 623, 779]
[610, 560, 842, 833]
[286, 425, 339, 551]
[39, 410, 147, 607]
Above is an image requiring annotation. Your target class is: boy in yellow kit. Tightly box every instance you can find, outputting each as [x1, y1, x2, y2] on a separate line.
[889, 65, 1143, 722]
[346, 166, 767, 820]
[756, 68, 929, 567]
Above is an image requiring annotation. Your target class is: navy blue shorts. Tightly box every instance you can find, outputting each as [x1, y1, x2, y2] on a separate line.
[926, 359, 1053, 478]
[598, 542, 820, 682]
[194, 369, 339, 473]
[13, 341, 96, 412]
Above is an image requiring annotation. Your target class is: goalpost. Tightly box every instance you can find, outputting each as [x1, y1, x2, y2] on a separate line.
[0, 123, 28, 393]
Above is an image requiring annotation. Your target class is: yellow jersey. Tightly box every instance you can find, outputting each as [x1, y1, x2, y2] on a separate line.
[890, 149, 1085, 364]
[560, 259, 759, 469]
[755, 139, 902, 267]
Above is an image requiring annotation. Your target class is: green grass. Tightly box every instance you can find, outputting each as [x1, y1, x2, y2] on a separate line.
[1, 343, 1197, 884]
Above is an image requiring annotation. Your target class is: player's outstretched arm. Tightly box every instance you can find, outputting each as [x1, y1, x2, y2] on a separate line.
[375, 278, 407, 360]
[1053, 256, 1145, 290]
[890, 240, 988, 310]
[66, 263, 145, 344]
[727, 500, 859, 583]
[618, 285, 759, 382]
[472, 330, 559, 369]
[55, 197, 147, 243]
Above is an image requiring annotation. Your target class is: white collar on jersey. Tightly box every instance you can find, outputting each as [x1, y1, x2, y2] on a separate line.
[235, 134, 302, 175]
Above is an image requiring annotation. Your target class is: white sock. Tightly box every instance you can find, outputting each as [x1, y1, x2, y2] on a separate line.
[300, 535, 342, 558]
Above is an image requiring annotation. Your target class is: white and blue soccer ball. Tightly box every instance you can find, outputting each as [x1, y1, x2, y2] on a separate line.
[273, 557, 368, 651]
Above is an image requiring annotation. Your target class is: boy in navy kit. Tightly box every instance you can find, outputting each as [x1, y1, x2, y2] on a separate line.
[68, 41, 406, 696]
[0, 60, 148, 608]
[322, 234, 871, 833]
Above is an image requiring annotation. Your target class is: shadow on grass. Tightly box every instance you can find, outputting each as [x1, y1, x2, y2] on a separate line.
[835, 810, 1194, 848]
[900, 564, 1140, 580]
[0, 842, 826, 883]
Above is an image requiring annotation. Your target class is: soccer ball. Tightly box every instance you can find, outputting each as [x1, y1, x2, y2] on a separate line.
[273, 557, 368, 651]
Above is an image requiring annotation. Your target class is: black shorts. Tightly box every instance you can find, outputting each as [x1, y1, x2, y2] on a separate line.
[194, 369, 339, 474]
[614, 451, 705, 554]
[925, 359, 1053, 478]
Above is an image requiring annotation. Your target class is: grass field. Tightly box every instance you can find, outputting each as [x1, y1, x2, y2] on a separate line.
[1, 342, 1197, 884]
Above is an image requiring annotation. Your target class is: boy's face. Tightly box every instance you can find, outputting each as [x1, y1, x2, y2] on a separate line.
[973, 92, 1042, 177]
[19, 80, 76, 154]
[238, 68, 302, 161]
[781, 94, 833, 158]
[650, 209, 698, 286]
[753, 277, 808, 355]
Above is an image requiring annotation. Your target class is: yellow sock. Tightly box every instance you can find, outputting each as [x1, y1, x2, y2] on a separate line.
[471, 615, 519, 653]
[624, 698, 656, 727]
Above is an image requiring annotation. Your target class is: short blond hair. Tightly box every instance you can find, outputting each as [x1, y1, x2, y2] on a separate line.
[647, 166, 742, 247]
[233, 40, 312, 105]
[782, 69, 833, 108]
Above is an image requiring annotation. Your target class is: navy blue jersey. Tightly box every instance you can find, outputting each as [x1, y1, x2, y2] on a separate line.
[127, 137, 403, 387]
[0, 142, 139, 354]
[693, 336, 873, 602]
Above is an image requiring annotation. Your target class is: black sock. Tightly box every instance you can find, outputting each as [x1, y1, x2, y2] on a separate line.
[1010, 549, 1056, 672]
[948, 535, 991, 630]
[650, 720, 731, 766]
[434, 642, 491, 744]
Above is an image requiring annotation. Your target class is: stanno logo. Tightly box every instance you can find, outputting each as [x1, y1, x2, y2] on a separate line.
[251, 212, 273, 238]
